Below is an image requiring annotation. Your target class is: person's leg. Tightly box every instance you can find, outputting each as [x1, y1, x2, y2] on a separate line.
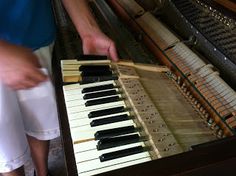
[1, 167, 24, 176]
[16, 43, 60, 176]
[0, 84, 30, 176]
[26, 136, 49, 176]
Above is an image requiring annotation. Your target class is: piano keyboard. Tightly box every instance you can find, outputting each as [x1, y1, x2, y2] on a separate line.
[61, 57, 201, 175]
[60, 56, 189, 175]
[63, 80, 152, 176]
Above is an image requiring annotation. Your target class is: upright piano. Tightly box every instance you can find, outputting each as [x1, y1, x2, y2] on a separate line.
[51, 0, 236, 175]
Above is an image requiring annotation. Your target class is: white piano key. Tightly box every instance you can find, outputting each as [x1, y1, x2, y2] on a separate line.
[72, 133, 142, 153]
[61, 59, 111, 65]
[67, 111, 92, 121]
[72, 130, 139, 146]
[63, 83, 81, 90]
[73, 120, 134, 145]
[61, 64, 81, 70]
[79, 157, 151, 176]
[64, 94, 84, 101]
[71, 119, 135, 132]
[64, 87, 119, 98]
[63, 80, 116, 92]
[65, 94, 122, 108]
[75, 141, 145, 163]
[69, 112, 130, 127]
[71, 120, 136, 142]
[65, 98, 87, 107]
[77, 151, 150, 173]
[64, 88, 119, 101]
[73, 140, 96, 152]
[66, 101, 126, 114]
[63, 70, 81, 76]
[67, 103, 127, 121]
[62, 64, 112, 71]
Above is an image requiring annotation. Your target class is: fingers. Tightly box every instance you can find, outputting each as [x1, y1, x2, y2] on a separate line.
[108, 42, 119, 62]
[20, 69, 48, 89]
[83, 40, 119, 61]
[82, 44, 90, 55]
[11, 80, 36, 90]
[31, 55, 42, 68]
[3, 69, 48, 90]
[31, 69, 48, 83]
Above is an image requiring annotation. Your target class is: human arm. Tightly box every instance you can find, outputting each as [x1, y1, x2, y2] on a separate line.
[61, 0, 119, 61]
[0, 41, 47, 90]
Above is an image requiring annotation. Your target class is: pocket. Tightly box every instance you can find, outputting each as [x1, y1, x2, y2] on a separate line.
[16, 68, 59, 133]
[16, 68, 55, 101]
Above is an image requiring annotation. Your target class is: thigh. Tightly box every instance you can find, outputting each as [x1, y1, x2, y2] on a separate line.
[0, 83, 29, 173]
[16, 44, 60, 140]
[34, 42, 54, 74]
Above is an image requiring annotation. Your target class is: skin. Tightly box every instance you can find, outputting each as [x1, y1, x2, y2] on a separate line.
[62, 0, 119, 61]
[0, 0, 119, 91]
[0, 41, 47, 90]
[0, 0, 119, 176]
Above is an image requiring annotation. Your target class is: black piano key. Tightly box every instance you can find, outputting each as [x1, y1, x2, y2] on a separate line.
[99, 146, 144, 162]
[83, 90, 118, 100]
[79, 65, 110, 72]
[90, 114, 130, 127]
[81, 75, 118, 84]
[77, 54, 107, 60]
[81, 70, 112, 77]
[82, 84, 115, 93]
[94, 126, 136, 140]
[97, 134, 140, 150]
[85, 96, 121, 106]
[88, 106, 126, 118]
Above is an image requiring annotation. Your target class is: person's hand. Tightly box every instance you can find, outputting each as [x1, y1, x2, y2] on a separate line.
[82, 31, 119, 61]
[0, 41, 47, 90]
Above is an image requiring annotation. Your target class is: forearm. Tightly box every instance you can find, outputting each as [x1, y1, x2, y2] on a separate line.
[0, 40, 9, 53]
[61, 0, 119, 61]
[0, 40, 39, 68]
[0, 40, 30, 61]
[62, 0, 101, 38]
[0, 40, 13, 62]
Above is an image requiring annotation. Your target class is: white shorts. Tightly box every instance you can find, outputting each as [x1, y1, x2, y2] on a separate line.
[0, 44, 60, 173]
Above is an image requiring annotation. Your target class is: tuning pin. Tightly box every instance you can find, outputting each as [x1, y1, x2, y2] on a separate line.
[163, 147, 169, 152]
[177, 76, 181, 85]
[199, 106, 204, 112]
[183, 87, 187, 93]
[189, 95, 193, 101]
[210, 122, 217, 130]
[196, 103, 201, 109]
[207, 118, 214, 126]
[204, 113, 209, 119]
[217, 129, 224, 138]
